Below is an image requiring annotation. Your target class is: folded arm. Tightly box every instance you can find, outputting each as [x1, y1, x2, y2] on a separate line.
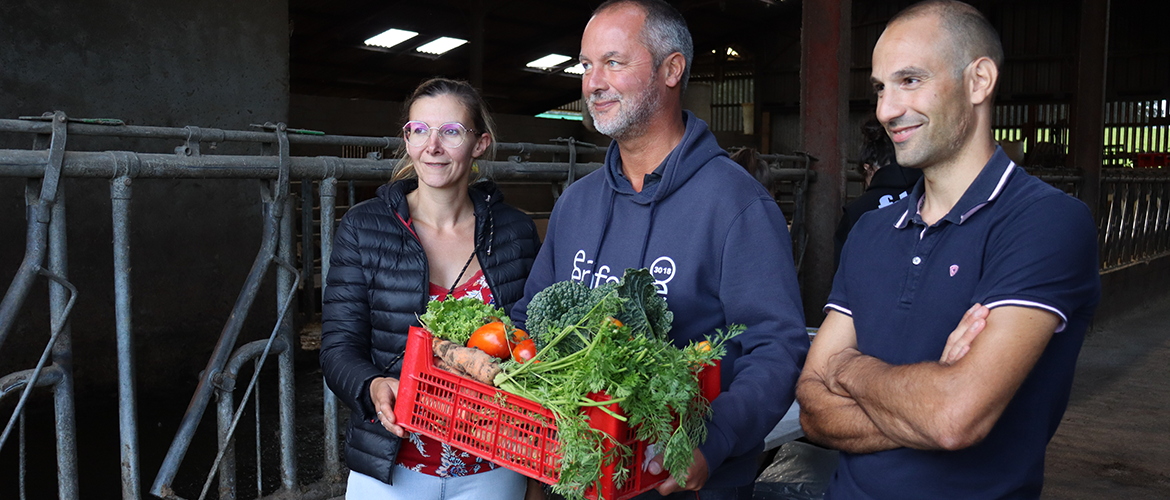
[826, 305, 1058, 451]
[798, 304, 996, 452]
[797, 310, 901, 453]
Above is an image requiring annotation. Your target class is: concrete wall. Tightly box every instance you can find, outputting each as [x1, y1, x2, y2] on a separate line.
[0, 0, 289, 395]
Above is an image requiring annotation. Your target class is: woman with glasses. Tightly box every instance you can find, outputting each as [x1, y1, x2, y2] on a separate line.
[321, 77, 542, 499]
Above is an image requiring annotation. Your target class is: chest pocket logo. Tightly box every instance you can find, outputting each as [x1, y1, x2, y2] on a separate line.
[950, 264, 959, 277]
[649, 256, 676, 296]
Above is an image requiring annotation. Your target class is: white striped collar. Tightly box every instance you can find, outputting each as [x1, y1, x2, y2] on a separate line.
[894, 147, 1015, 229]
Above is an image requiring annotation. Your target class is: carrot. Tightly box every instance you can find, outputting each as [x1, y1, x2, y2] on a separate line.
[436, 359, 469, 377]
[433, 337, 501, 384]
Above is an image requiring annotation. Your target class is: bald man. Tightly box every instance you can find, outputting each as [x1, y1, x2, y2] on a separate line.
[796, 1, 1100, 498]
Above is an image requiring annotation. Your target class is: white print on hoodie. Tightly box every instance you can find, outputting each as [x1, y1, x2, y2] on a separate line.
[571, 249, 676, 295]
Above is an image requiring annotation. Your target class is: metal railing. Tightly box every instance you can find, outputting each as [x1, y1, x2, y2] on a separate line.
[6, 110, 1164, 499]
[1024, 168, 1170, 272]
[1099, 170, 1170, 271]
[0, 111, 80, 500]
[0, 112, 815, 500]
[759, 152, 816, 279]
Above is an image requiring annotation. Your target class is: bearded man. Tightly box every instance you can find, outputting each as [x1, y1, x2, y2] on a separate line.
[510, 1, 809, 499]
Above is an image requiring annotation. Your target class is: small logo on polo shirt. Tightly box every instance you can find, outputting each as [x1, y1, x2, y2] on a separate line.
[950, 265, 959, 277]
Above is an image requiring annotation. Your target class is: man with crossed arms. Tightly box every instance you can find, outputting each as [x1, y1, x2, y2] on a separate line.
[797, 1, 1101, 498]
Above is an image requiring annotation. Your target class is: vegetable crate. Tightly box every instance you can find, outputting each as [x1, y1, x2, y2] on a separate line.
[395, 326, 721, 500]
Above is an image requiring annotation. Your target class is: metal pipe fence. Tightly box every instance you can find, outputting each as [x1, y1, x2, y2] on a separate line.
[2, 111, 1167, 499]
[1099, 170, 1170, 272]
[0, 113, 812, 500]
[1029, 168, 1170, 271]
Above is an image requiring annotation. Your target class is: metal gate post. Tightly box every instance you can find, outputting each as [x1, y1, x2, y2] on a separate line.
[215, 377, 238, 500]
[300, 178, 316, 320]
[110, 151, 141, 500]
[799, 0, 851, 326]
[151, 178, 283, 499]
[49, 188, 79, 500]
[317, 170, 341, 482]
[0, 111, 67, 349]
[276, 126, 299, 492]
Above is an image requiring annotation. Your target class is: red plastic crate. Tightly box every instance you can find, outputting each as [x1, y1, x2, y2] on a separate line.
[394, 326, 720, 500]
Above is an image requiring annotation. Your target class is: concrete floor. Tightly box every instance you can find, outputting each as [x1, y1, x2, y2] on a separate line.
[1042, 294, 1170, 499]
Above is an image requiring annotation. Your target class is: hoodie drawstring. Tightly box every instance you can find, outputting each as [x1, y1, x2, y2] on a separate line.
[637, 200, 658, 269]
[590, 189, 618, 280]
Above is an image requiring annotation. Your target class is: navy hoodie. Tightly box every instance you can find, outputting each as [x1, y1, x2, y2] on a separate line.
[511, 111, 809, 488]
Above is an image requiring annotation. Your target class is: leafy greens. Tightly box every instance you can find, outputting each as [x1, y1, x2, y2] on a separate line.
[419, 297, 510, 346]
[494, 268, 741, 499]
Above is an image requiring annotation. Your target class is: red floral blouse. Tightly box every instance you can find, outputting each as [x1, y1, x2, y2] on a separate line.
[396, 269, 500, 477]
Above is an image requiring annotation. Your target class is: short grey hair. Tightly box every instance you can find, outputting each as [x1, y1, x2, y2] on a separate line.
[594, 0, 694, 93]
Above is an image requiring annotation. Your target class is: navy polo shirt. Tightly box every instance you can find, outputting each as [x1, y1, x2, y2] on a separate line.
[825, 147, 1100, 499]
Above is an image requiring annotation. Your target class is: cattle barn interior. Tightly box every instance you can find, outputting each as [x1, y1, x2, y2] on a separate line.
[1, 0, 1168, 498]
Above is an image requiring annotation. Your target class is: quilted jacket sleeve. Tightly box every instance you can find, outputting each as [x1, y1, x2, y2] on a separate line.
[320, 213, 381, 421]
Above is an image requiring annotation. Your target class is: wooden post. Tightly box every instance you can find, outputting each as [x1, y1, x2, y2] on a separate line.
[1070, 0, 1110, 221]
[800, 0, 851, 325]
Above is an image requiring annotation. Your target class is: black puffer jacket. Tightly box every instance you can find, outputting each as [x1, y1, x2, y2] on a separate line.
[320, 178, 540, 485]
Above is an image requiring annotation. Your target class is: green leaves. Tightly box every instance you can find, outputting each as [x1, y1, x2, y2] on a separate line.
[497, 267, 745, 499]
[612, 269, 673, 342]
[525, 279, 605, 352]
[526, 269, 673, 352]
[418, 297, 509, 346]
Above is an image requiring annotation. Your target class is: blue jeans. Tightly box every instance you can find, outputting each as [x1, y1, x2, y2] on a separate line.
[346, 465, 528, 500]
[629, 484, 754, 500]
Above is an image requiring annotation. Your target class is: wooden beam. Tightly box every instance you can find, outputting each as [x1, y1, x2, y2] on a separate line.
[1070, 0, 1110, 221]
[800, 0, 851, 326]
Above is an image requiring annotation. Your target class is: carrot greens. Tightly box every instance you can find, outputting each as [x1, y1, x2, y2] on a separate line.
[495, 269, 742, 499]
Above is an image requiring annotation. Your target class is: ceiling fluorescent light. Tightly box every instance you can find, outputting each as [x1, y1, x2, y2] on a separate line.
[535, 110, 583, 121]
[416, 37, 468, 55]
[563, 63, 585, 75]
[526, 54, 573, 70]
[364, 28, 418, 49]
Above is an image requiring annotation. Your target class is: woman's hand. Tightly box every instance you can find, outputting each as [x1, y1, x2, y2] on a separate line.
[369, 376, 405, 437]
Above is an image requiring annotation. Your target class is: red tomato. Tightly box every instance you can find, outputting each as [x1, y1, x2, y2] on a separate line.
[511, 339, 537, 363]
[468, 321, 511, 359]
[510, 328, 529, 343]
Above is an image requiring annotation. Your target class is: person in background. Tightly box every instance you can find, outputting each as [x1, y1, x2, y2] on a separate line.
[797, 1, 1100, 498]
[833, 118, 923, 268]
[511, 1, 809, 499]
[729, 147, 783, 199]
[320, 77, 542, 500]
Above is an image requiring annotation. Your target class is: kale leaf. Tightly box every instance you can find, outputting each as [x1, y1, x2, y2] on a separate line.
[612, 269, 673, 342]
